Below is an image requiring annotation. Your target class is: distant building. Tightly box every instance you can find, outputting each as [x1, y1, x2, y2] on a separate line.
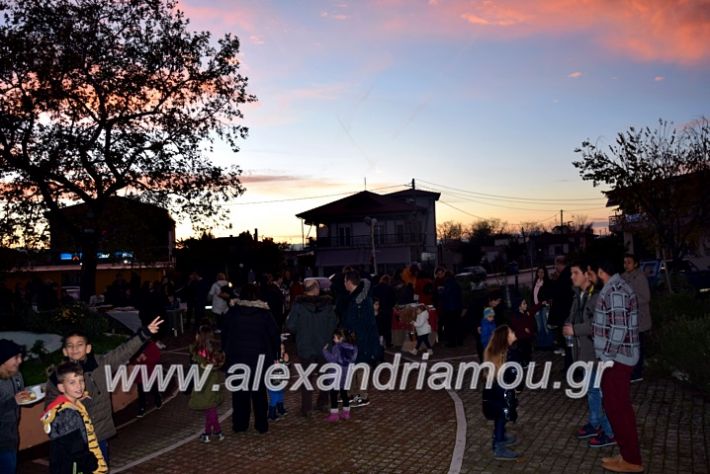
[48, 196, 175, 265]
[297, 189, 440, 276]
[3, 197, 175, 297]
[606, 171, 710, 268]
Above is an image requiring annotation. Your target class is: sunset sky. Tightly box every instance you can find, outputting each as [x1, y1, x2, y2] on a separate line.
[175, 0, 710, 243]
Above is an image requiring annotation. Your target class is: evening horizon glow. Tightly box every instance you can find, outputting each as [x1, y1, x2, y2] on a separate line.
[173, 0, 710, 244]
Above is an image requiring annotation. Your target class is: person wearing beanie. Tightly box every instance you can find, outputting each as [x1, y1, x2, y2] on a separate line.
[0, 339, 28, 474]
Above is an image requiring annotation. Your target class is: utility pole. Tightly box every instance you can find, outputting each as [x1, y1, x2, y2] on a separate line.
[560, 209, 564, 228]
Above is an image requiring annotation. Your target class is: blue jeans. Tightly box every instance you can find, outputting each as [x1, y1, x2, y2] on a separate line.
[0, 449, 17, 474]
[492, 417, 506, 449]
[267, 389, 284, 407]
[588, 368, 614, 437]
[99, 439, 109, 466]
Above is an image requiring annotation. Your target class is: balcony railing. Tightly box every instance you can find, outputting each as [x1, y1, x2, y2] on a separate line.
[609, 213, 646, 231]
[316, 233, 425, 249]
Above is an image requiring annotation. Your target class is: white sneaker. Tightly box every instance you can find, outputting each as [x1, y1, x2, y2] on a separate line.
[553, 348, 565, 355]
[408, 349, 418, 356]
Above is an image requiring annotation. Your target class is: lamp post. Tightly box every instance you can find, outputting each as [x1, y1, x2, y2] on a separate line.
[364, 216, 378, 275]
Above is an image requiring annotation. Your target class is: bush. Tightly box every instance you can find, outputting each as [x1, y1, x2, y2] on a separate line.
[48, 303, 109, 341]
[650, 290, 710, 327]
[651, 315, 710, 395]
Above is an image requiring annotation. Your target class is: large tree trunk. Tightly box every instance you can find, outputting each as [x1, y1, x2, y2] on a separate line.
[79, 233, 99, 302]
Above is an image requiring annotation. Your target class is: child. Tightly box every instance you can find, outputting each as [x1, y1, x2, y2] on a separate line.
[131, 338, 163, 418]
[45, 317, 163, 465]
[267, 341, 289, 421]
[509, 299, 535, 368]
[482, 325, 521, 461]
[189, 326, 225, 443]
[41, 362, 108, 474]
[479, 294, 501, 350]
[410, 305, 433, 356]
[322, 329, 358, 422]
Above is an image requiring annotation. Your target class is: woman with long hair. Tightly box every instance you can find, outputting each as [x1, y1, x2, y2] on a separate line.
[482, 325, 521, 461]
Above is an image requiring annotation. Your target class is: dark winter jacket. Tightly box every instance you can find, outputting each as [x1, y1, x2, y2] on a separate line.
[322, 342, 358, 389]
[566, 286, 599, 362]
[285, 294, 337, 360]
[548, 267, 574, 326]
[223, 299, 280, 370]
[41, 395, 106, 474]
[439, 275, 463, 312]
[45, 327, 153, 442]
[482, 349, 521, 422]
[341, 280, 381, 364]
[0, 372, 23, 452]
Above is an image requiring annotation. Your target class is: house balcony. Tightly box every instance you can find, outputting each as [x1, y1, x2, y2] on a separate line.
[316, 233, 425, 249]
[609, 213, 646, 232]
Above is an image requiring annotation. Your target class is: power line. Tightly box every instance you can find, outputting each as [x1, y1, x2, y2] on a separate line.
[225, 184, 407, 206]
[416, 178, 604, 203]
[438, 200, 487, 220]
[419, 184, 608, 213]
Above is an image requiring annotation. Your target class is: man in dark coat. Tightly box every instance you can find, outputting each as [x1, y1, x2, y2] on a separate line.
[548, 255, 574, 367]
[372, 274, 396, 348]
[342, 270, 380, 407]
[285, 280, 337, 416]
[223, 285, 280, 433]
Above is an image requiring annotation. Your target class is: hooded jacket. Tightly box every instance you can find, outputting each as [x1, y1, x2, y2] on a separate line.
[223, 299, 280, 370]
[41, 395, 107, 473]
[285, 294, 337, 360]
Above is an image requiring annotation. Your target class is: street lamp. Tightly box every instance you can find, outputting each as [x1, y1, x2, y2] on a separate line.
[364, 216, 378, 275]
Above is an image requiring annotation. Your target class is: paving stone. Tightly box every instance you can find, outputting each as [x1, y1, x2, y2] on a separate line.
[18, 336, 710, 473]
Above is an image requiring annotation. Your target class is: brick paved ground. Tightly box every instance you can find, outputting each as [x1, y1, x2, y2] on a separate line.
[19, 336, 710, 473]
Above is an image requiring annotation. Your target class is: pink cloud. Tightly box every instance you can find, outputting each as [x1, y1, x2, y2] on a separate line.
[654, 75, 665, 81]
[568, 71, 583, 79]
[378, 0, 710, 65]
[176, 0, 709, 65]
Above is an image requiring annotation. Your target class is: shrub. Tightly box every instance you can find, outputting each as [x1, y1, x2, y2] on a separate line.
[49, 303, 109, 341]
[651, 315, 710, 395]
[650, 290, 710, 327]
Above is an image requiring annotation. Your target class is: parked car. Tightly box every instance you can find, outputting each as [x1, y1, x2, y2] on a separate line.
[304, 276, 332, 292]
[456, 266, 488, 290]
[641, 259, 710, 296]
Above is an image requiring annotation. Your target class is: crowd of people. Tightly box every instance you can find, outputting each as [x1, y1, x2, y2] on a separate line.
[0, 253, 651, 473]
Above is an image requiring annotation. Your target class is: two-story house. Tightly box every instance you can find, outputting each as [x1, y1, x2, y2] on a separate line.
[296, 189, 440, 276]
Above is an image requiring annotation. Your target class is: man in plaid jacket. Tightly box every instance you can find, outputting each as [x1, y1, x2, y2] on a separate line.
[592, 259, 643, 473]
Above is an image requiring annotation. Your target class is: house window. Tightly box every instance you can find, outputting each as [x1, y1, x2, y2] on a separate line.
[338, 227, 351, 247]
[374, 224, 385, 245]
[395, 224, 405, 244]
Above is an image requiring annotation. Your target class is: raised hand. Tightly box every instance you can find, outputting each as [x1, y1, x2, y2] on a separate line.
[148, 317, 164, 334]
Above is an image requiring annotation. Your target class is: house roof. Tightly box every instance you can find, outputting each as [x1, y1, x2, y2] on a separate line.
[384, 189, 441, 200]
[55, 196, 175, 224]
[296, 190, 425, 225]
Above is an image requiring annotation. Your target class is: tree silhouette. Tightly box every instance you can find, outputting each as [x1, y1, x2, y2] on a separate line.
[0, 0, 256, 299]
[573, 118, 710, 269]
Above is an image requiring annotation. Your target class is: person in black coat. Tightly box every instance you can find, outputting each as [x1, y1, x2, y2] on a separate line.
[222, 284, 280, 434]
[482, 325, 522, 461]
[548, 256, 574, 369]
[372, 275, 396, 348]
